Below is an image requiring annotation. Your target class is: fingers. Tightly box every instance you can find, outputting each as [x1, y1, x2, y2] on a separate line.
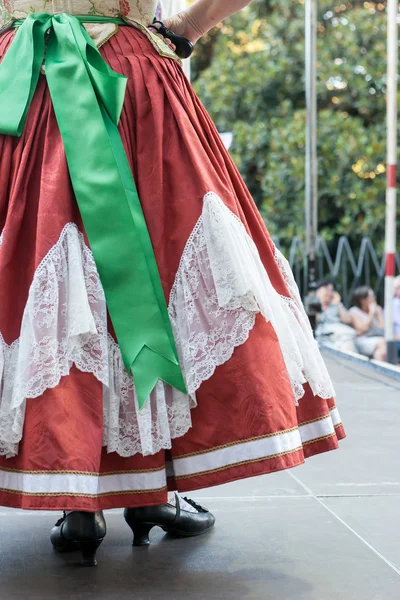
[164, 38, 177, 51]
[148, 25, 177, 52]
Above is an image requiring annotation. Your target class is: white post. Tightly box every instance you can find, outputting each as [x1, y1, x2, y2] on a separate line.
[305, 0, 318, 284]
[304, 0, 319, 327]
[384, 0, 398, 364]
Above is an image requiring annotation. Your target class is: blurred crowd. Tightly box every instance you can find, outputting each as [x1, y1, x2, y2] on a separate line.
[314, 277, 400, 363]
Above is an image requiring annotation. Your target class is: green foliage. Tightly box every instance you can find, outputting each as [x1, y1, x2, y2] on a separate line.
[191, 0, 398, 251]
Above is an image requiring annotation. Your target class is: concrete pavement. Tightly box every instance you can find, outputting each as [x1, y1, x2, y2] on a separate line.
[0, 353, 399, 600]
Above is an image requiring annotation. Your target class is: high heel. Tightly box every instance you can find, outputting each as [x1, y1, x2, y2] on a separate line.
[50, 511, 106, 566]
[77, 540, 103, 567]
[130, 522, 156, 546]
[124, 493, 215, 546]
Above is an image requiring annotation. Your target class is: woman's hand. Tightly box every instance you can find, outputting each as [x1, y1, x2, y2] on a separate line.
[148, 20, 196, 57]
[368, 301, 378, 316]
[375, 305, 385, 328]
[163, 13, 198, 42]
[148, 22, 177, 51]
[332, 292, 341, 305]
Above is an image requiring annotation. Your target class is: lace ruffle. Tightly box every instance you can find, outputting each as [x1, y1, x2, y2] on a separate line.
[103, 335, 195, 457]
[169, 192, 335, 405]
[168, 196, 257, 394]
[0, 224, 195, 458]
[273, 247, 335, 401]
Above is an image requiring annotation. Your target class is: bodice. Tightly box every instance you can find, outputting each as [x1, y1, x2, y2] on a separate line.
[0, 0, 159, 28]
[0, 0, 180, 59]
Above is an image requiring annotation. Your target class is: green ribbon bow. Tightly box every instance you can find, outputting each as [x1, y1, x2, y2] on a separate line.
[0, 13, 186, 407]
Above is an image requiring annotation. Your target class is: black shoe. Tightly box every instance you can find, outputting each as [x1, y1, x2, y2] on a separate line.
[50, 511, 106, 566]
[124, 493, 215, 546]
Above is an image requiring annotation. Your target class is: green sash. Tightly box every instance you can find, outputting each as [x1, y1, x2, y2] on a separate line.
[0, 13, 186, 407]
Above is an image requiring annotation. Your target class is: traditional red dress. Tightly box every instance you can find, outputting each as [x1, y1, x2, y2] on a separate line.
[0, 11, 344, 511]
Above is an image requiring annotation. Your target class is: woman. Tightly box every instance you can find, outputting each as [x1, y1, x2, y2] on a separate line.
[393, 276, 400, 341]
[0, 0, 344, 566]
[315, 280, 356, 352]
[350, 287, 386, 361]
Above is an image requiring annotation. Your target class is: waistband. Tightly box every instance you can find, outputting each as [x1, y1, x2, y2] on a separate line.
[3, 13, 180, 61]
[12, 16, 127, 27]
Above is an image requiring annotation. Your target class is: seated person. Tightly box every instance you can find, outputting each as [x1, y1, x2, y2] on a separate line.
[392, 276, 400, 358]
[349, 286, 386, 361]
[315, 280, 356, 352]
[393, 276, 400, 339]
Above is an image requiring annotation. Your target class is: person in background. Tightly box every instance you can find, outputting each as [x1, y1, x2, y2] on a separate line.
[393, 276, 400, 340]
[349, 287, 386, 361]
[392, 276, 400, 360]
[315, 280, 356, 352]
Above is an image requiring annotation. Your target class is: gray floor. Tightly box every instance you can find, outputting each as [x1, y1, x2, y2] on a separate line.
[0, 354, 399, 600]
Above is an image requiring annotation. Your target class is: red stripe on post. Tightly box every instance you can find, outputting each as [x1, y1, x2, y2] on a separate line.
[388, 164, 397, 188]
[386, 253, 396, 277]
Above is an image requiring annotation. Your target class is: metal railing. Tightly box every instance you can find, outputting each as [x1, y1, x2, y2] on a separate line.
[275, 236, 400, 307]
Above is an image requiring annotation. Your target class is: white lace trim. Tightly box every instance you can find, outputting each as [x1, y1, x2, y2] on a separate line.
[169, 196, 256, 395]
[103, 335, 195, 457]
[169, 192, 335, 405]
[0, 224, 195, 458]
[0, 192, 334, 458]
[273, 247, 335, 401]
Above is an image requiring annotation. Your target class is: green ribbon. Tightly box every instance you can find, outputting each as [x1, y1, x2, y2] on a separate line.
[0, 13, 186, 407]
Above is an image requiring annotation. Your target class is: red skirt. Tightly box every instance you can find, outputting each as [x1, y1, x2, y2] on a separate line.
[0, 26, 344, 511]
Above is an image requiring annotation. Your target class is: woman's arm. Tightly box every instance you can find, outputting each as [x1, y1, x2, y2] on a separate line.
[350, 309, 375, 336]
[164, 0, 253, 43]
[332, 292, 353, 326]
[338, 304, 353, 326]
